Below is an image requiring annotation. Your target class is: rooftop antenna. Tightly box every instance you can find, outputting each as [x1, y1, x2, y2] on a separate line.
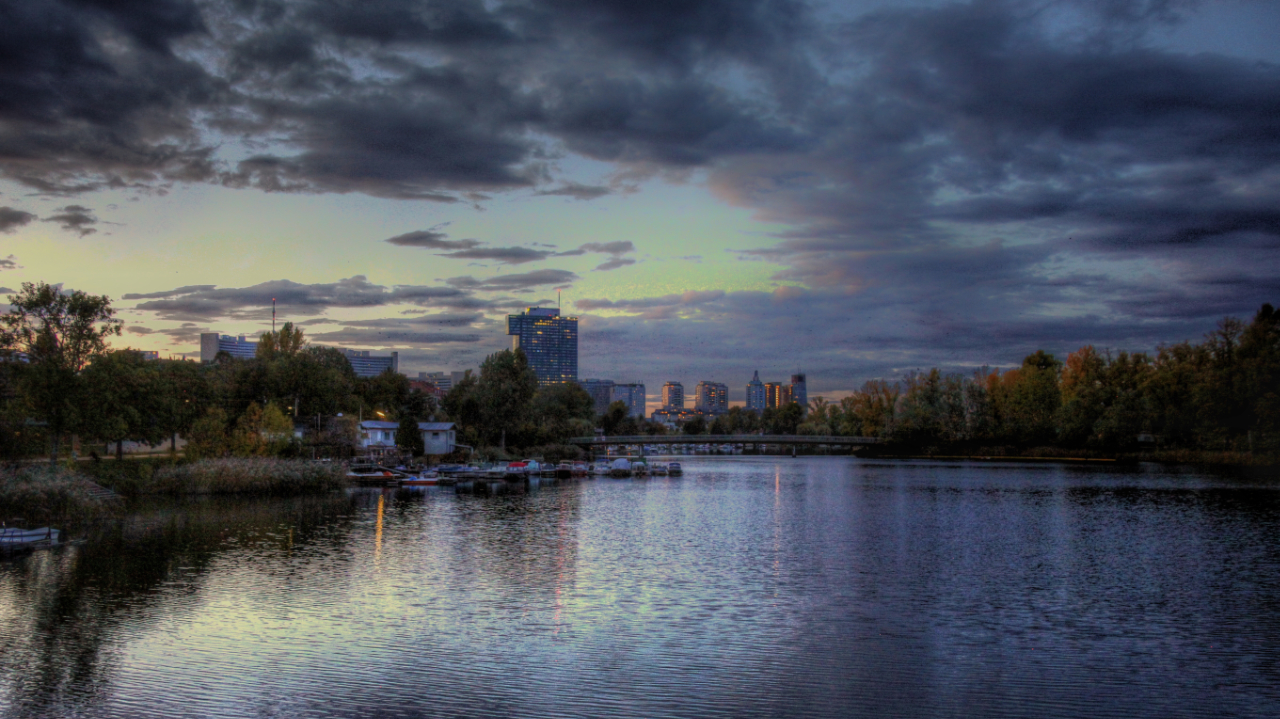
[558, 289, 561, 310]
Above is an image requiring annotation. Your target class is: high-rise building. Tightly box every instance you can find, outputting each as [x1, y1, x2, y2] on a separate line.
[342, 349, 398, 378]
[765, 382, 792, 409]
[580, 378, 616, 416]
[611, 383, 646, 418]
[200, 333, 257, 362]
[506, 307, 578, 385]
[662, 381, 684, 410]
[790, 373, 808, 414]
[694, 381, 729, 415]
[419, 371, 471, 394]
[746, 370, 766, 411]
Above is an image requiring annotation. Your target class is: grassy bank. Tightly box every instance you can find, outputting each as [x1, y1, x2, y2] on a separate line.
[0, 465, 120, 525]
[144, 458, 348, 495]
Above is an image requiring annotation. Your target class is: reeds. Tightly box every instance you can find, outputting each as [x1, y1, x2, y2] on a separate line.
[148, 458, 348, 495]
[0, 465, 117, 524]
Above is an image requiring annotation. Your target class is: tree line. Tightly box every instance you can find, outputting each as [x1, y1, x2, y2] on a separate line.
[791, 304, 1280, 455]
[0, 282, 607, 462]
[3, 282, 1275, 460]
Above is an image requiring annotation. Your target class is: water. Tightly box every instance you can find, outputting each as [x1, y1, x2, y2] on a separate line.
[2, 457, 1279, 718]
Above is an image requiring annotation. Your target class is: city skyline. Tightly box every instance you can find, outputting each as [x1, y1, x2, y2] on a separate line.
[2, 1, 1278, 406]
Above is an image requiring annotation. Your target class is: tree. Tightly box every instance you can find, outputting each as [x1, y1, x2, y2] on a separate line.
[683, 415, 707, 435]
[0, 282, 122, 462]
[475, 349, 537, 449]
[256, 322, 306, 361]
[185, 407, 230, 460]
[396, 416, 424, 457]
[600, 400, 633, 435]
[79, 350, 163, 458]
[530, 382, 595, 444]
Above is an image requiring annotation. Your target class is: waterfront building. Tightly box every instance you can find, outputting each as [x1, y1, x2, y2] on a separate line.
[694, 381, 729, 415]
[580, 379, 617, 416]
[662, 381, 685, 410]
[507, 307, 578, 385]
[358, 420, 399, 449]
[342, 349, 398, 378]
[200, 333, 257, 362]
[419, 422, 457, 455]
[358, 420, 457, 455]
[419, 371, 471, 394]
[611, 383, 646, 418]
[746, 371, 767, 411]
[790, 373, 808, 414]
[765, 382, 792, 409]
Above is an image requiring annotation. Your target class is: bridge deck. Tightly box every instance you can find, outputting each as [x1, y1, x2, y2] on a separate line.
[567, 434, 879, 446]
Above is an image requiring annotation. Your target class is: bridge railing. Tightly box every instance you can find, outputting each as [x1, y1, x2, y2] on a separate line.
[566, 434, 880, 446]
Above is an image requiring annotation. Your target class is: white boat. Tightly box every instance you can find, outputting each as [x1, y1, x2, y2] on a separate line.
[608, 457, 632, 477]
[0, 527, 60, 550]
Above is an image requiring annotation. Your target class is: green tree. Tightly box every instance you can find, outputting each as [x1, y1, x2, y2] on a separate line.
[475, 349, 537, 449]
[600, 400, 633, 435]
[998, 351, 1062, 445]
[396, 416, 425, 456]
[79, 350, 163, 458]
[256, 322, 306, 361]
[0, 282, 122, 462]
[683, 415, 707, 435]
[530, 382, 595, 444]
[186, 407, 230, 460]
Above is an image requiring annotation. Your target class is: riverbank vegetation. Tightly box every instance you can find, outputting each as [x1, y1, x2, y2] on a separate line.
[0, 465, 119, 525]
[788, 304, 1280, 463]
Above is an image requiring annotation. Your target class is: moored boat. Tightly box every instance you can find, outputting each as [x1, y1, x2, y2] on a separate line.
[1, 526, 60, 552]
[608, 457, 632, 478]
[667, 462, 683, 476]
[400, 471, 439, 486]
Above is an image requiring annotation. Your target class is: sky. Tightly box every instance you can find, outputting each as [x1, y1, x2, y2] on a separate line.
[1, 0, 1278, 410]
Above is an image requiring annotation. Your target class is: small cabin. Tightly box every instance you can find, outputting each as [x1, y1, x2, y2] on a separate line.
[418, 422, 456, 455]
[358, 420, 400, 448]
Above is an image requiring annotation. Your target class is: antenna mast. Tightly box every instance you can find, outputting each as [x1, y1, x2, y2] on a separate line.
[272, 298, 276, 333]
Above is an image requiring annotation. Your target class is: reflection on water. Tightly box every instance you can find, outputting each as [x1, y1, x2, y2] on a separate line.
[1, 459, 1279, 718]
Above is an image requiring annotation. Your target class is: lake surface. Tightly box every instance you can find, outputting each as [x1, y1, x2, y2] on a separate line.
[2, 457, 1279, 718]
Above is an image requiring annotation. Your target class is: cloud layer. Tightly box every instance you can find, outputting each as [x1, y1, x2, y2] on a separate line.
[5, 0, 1278, 389]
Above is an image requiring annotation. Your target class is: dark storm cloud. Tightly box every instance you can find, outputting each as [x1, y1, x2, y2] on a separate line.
[0, 255, 18, 270]
[0, 208, 36, 233]
[42, 205, 98, 236]
[0, 0, 221, 194]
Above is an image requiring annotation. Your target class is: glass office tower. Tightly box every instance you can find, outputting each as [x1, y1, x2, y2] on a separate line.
[506, 307, 578, 385]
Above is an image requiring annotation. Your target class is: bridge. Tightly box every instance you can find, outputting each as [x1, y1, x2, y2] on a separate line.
[567, 434, 880, 450]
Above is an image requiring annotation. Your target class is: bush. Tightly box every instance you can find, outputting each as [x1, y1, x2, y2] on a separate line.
[146, 458, 348, 495]
[0, 465, 119, 524]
